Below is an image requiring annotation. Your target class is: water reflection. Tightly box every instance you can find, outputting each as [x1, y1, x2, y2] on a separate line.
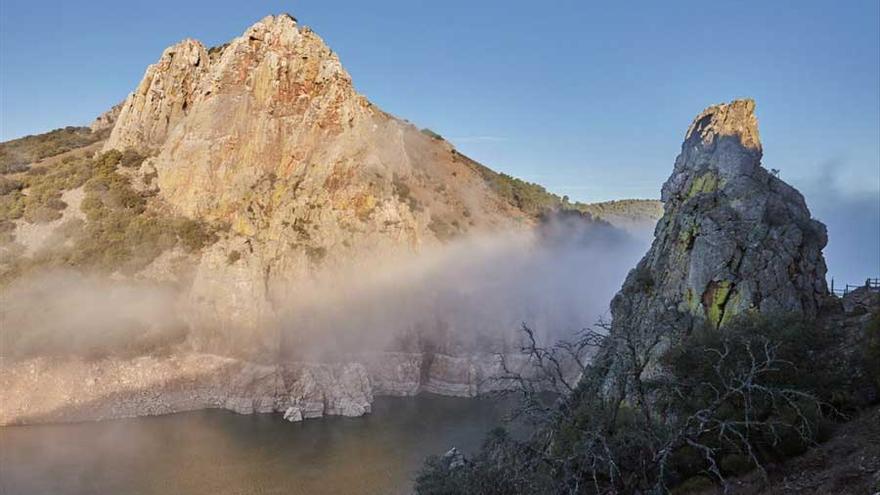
[0, 394, 513, 495]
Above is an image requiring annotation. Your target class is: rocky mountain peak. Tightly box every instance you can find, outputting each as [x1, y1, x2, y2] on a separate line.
[105, 14, 357, 154]
[96, 15, 532, 352]
[684, 98, 761, 153]
[610, 99, 828, 344]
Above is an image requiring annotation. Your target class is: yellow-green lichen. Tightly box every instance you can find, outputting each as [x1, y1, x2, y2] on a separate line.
[685, 287, 702, 316]
[678, 224, 699, 250]
[270, 183, 289, 205]
[686, 171, 719, 199]
[702, 280, 733, 328]
[232, 214, 256, 236]
[719, 290, 742, 327]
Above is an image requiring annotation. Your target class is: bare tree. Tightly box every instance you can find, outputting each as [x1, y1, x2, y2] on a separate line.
[479, 316, 830, 495]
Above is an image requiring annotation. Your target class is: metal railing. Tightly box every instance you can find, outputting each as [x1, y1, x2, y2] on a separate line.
[831, 277, 880, 297]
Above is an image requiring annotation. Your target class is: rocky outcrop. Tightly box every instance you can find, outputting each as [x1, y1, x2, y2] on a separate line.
[105, 39, 208, 151]
[603, 99, 829, 384]
[0, 355, 375, 425]
[0, 351, 538, 425]
[358, 352, 537, 397]
[89, 102, 123, 133]
[100, 15, 529, 347]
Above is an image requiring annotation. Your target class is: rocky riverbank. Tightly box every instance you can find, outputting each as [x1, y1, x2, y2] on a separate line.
[0, 351, 537, 426]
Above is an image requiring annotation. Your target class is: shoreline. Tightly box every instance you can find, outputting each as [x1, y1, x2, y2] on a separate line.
[0, 351, 536, 426]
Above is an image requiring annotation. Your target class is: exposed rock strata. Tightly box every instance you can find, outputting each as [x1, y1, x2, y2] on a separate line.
[0, 351, 535, 426]
[106, 39, 208, 151]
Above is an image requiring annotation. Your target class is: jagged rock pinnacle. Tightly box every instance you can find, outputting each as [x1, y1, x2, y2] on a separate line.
[608, 98, 828, 350]
[684, 98, 761, 153]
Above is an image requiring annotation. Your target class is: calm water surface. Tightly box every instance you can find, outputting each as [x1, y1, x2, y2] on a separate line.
[0, 394, 513, 495]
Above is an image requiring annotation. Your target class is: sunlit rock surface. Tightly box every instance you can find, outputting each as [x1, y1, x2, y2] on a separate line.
[104, 14, 530, 351]
[0, 14, 651, 426]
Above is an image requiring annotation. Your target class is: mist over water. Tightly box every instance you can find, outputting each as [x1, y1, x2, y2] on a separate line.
[0, 217, 653, 362]
[0, 271, 188, 360]
[280, 216, 651, 360]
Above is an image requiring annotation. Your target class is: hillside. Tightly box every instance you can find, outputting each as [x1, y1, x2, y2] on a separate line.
[0, 15, 662, 356]
[0, 14, 665, 426]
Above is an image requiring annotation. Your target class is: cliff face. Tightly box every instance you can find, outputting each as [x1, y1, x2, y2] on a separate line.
[0, 351, 538, 425]
[101, 15, 530, 354]
[608, 99, 828, 359]
[106, 39, 209, 151]
[0, 14, 661, 425]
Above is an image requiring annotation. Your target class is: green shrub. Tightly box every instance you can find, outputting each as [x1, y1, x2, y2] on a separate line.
[392, 173, 422, 212]
[0, 190, 25, 222]
[1, 149, 216, 276]
[428, 216, 456, 241]
[119, 149, 145, 168]
[174, 218, 214, 253]
[419, 314, 845, 494]
[306, 246, 327, 264]
[0, 152, 96, 225]
[24, 206, 62, 223]
[420, 128, 444, 140]
[226, 250, 241, 264]
[0, 177, 23, 195]
[0, 126, 105, 173]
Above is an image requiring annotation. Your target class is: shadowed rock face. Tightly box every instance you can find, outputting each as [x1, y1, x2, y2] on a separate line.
[609, 99, 828, 348]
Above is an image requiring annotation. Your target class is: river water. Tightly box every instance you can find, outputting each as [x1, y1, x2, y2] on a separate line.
[0, 394, 514, 495]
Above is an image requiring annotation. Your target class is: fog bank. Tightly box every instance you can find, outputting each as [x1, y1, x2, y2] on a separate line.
[0, 271, 187, 360]
[279, 216, 650, 360]
[1, 218, 652, 362]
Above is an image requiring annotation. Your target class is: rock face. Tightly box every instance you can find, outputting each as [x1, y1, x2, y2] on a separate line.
[102, 15, 527, 352]
[608, 99, 828, 361]
[106, 39, 209, 151]
[0, 354, 373, 425]
[0, 351, 537, 425]
[89, 102, 123, 133]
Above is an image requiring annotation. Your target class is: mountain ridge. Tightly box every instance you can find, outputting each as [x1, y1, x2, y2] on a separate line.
[1, 14, 662, 360]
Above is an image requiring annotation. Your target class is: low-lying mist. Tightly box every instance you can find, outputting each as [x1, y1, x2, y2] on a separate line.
[278, 215, 650, 360]
[0, 271, 188, 360]
[0, 216, 652, 363]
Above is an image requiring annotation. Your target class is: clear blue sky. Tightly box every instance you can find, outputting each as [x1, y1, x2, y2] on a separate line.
[1, 0, 878, 279]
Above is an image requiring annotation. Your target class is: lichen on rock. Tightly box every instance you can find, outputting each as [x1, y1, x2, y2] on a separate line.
[603, 99, 830, 389]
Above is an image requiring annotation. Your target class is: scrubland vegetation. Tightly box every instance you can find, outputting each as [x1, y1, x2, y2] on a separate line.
[453, 149, 660, 221]
[465, 153, 569, 216]
[578, 199, 664, 223]
[0, 142, 215, 280]
[0, 126, 107, 174]
[416, 311, 880, 494]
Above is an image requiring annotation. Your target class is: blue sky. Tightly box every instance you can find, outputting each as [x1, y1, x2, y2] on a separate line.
[1, 0, 878, 279]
